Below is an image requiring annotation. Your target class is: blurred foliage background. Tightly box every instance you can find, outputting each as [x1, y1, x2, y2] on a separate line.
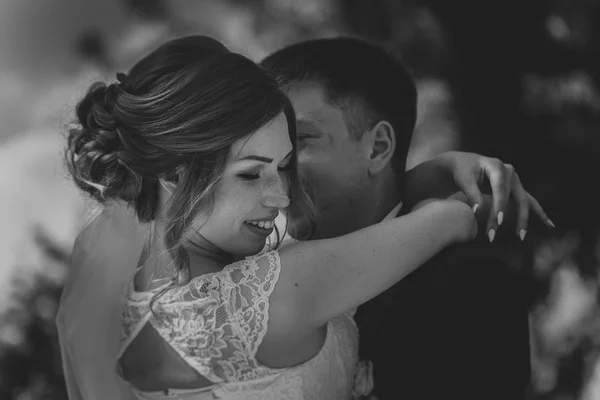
[0, 0, 598, 399]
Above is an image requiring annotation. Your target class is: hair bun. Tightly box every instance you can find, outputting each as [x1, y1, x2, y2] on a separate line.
[67, 81, 140, 204]
[116, 72, 128, 84]
[77, 82, 121, 130]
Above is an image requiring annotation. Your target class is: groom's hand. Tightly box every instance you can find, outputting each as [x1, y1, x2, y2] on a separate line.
[437, 151, 554, 242]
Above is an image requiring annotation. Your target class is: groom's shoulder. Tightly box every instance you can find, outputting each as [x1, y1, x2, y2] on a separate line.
[355, 238, 526, 315]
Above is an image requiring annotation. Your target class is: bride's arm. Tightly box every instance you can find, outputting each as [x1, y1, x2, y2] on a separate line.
[272, 200, 477, 329]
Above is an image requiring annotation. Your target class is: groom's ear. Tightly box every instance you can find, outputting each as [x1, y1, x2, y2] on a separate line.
[365, 120, 396, 176]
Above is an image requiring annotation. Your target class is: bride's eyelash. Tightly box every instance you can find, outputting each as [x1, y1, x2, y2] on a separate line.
[238, 173, 260, 181]
[238, 163, 292, 181]
[278, 163, 292, 171]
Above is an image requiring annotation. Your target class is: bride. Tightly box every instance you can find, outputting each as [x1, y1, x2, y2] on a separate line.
[57, 35, 485, 399]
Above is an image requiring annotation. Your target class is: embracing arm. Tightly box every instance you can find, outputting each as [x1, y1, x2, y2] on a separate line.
[404, 151, 552, 240]
[272, 200, 476, 329]
[403, 151, 508, 209]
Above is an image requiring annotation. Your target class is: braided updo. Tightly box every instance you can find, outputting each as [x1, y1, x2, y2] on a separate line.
[65, 35, 309, 287]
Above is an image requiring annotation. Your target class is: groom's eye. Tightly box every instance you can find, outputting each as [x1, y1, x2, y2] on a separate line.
[297, 133, 318, 141]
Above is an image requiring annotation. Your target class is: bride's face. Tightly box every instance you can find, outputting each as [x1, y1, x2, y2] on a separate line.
[194, 112, 293, 257]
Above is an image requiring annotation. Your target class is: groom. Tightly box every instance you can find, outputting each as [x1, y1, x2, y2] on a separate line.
[262, 37, 543, 399]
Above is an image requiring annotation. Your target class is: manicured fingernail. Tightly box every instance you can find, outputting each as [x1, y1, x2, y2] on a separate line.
[472, 204, 479, 214]
[497, 212, 504, 226]
[488, 229, 496, 243]
[519, 229, 527, 241]
[547, 219, 555, 228]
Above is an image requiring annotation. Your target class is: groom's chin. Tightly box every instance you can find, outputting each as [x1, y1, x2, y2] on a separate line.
[286, 214, 313, 241]
[287, 218, 311, 240]
[287, 216, 337, 241]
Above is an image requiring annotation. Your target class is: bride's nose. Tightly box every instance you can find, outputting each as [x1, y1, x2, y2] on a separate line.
[262, 176, 290, 209]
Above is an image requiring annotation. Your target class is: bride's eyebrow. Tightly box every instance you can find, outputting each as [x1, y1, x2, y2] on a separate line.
[237, 155, 273, 163]
[236, 150, 293, 164]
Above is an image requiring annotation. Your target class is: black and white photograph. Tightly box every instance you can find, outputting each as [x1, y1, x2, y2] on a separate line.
[0, 1, 599, 399]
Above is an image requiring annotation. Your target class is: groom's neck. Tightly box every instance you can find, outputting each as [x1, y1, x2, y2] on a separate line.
[369, 174, 404, 225]
[337, 175, 403, 233]
[309, 175, 403, 240]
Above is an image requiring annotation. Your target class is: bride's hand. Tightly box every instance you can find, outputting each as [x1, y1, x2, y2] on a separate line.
[445, 191, 506, 242]
[448, 199, 479, 242]
[434, 151, 553, 238]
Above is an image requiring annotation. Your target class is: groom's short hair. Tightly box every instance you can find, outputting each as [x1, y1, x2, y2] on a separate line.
[260, 37, 417, 177]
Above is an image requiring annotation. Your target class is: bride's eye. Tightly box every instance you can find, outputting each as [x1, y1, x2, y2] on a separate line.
[278, 162, 292, 172]
[238, 172, 260, 181]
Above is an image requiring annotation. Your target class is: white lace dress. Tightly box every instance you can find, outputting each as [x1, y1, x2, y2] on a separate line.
[119, 250, 362, 399]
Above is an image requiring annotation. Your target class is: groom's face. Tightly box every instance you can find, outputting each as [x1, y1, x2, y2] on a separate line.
[285, 83, 370, 240]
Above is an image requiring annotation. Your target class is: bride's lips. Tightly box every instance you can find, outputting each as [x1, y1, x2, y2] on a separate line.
[243, 222, 274, 237]
[243, 216, 277, 237]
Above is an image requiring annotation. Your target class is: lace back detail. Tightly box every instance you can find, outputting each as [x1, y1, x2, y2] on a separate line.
[120, 251, 282, 383]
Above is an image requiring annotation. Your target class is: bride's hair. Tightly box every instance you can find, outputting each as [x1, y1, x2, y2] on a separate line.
[66, 35, 315, 288]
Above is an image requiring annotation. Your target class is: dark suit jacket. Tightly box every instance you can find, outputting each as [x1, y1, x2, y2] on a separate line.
[354, 207, 532, 400]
